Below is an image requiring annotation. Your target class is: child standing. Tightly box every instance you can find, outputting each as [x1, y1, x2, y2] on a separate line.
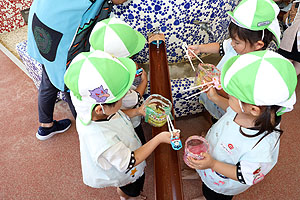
[188, 0, 281, 120]
[89, 17, 148, 144]
[64, 50, 179, 199]
[187, 50, 297, 199]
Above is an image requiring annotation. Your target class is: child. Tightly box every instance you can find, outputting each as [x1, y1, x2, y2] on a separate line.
[121, 66, 148, 144]
[188, 0, 281, 120]
[278, 0, 300, 75]
[187, 50, 297, 200]
[64, 50, 179, 200]
[89, 17, 148, 144]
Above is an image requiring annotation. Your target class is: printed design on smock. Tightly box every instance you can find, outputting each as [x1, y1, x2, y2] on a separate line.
[220, 142, 233, 154]
[32, 13, 63, 62]
[89, 85, 110, 102]
[213, 180, 225, 186]
[252, 167, 264, 184]
[130, 168, 138, 177]
[33, 26, 51, 54]
[228, 143, 234, 150]
[212, 168, 228, 180]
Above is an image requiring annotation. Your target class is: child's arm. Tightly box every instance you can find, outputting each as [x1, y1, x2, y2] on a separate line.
[134, 131, 180, 166]
[187, 152, 238, 181]
[135, 69, 148, 96]
[121, 103, 145, 118]
[206, 87, 229, 110]
[188, 42, 220, 58]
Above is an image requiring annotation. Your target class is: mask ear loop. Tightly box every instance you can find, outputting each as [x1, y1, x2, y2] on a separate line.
[99, 104, 106, 115]
[238, 99, 245, 113]
[261, 29, 264, 42]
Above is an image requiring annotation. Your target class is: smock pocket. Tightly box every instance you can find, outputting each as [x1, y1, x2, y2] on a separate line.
[32, 13, 62, 62]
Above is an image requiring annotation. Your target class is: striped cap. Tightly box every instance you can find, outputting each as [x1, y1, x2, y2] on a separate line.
[221, 50, 297, 115]
[227, 0, 281, 47]
[64, 50, 136, 124]
[89, 17, 146, 57]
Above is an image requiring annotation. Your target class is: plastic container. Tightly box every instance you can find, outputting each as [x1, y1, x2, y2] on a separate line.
[183, 135, 209, 168]
[194, 63, 220, 86]
[144, 94, 172, 127]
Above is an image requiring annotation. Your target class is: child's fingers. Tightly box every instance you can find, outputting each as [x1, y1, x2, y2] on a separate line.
[173, 130, 181, 138]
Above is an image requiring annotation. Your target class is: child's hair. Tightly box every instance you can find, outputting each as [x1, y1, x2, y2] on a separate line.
[239, 104, 282, 148]
[93, 102, 118, 111]
[228, 22, 274, 50]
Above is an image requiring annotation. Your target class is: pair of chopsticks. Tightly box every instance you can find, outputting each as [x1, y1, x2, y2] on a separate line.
[182, 79, 216, 99]
[182, 42, 204, 72]
[167, 115, 180, 138]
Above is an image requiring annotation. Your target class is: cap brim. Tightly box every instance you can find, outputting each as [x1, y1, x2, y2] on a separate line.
[227, 11, 248, 29]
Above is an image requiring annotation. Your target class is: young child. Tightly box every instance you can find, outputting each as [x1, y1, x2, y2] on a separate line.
[64, 50, 179, 199]
[89, 17, 148, 144]
[187, 50, 297, 200]
[188, 0, 281, 120]
[278, 0, 300, 75]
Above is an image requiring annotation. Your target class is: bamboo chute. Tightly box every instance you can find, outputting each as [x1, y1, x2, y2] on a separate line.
[148, 33, 184, 200]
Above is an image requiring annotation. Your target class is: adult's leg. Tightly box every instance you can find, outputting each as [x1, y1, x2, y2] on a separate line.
[63, 91, 77, 118]
[36, 66, 71, 140]
[38, 65, 59, 126]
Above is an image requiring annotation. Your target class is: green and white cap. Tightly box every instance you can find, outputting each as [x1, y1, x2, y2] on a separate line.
[64, 50, 136, 125]
[227, 0, 281, 47]
[89, 17, 146, 57]
[221, 50, 297, 115]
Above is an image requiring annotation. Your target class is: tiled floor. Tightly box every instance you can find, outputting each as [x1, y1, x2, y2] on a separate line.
[1, 48, 300, 200]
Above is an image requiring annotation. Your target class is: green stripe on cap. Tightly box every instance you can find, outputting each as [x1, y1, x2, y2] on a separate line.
[88, 57, 131, 103]
[64, 52, 90, 100]
[222, 50, 297, 113]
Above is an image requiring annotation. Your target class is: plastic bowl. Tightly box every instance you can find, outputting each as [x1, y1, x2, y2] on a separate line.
[144, 94, 172, 127]
[183, 135, 209, 168]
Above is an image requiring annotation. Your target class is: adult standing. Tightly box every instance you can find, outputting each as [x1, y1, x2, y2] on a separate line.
[278, 0, 300, 75]
[27, 0, 128, 140]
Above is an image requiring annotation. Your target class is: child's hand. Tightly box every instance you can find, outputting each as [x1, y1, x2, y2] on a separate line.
[206, 86, 219, 101]
[141, 68, 148, 82]
[137, 104, 146, 117]
[187, 45, 201, 58]
[157, 130, 180, 144]
[187, 152, 216, 170]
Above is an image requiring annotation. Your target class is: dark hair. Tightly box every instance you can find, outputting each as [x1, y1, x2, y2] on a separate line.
[240, 105, 283, 148]
[92, 101, 118, 111]
[228, 22, 274, 50]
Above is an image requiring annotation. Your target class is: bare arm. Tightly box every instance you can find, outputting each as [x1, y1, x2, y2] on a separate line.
[112, 0, 127, 5]
[135, 69, 148, 96]
[206, 87, 229, 111]
[122, 104, 145, 118]
[188, 42, 220, 58]
[187, 152, 238, 181]
[134, 131, 180, 166]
